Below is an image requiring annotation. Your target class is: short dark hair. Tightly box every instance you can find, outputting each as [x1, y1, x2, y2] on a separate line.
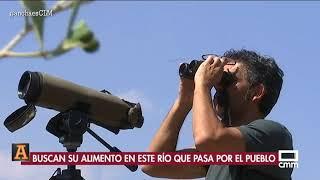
[223, 49, 284, 117]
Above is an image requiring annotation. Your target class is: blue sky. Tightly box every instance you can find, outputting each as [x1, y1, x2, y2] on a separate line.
[0, 1, 318, 179]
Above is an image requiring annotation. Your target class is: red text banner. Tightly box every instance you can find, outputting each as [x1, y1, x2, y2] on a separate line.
[20, 152, 279, 166]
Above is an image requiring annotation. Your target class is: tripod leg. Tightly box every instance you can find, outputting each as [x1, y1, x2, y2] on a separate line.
[49, 166, 84, 180]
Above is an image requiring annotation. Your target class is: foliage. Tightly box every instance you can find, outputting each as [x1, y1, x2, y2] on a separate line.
[0, 0, 98, 60]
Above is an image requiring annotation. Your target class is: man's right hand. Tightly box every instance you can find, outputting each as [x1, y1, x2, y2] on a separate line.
[177, 77, 195, 110]
[142, 77, 207, 179]
[142, 148, 208, 179]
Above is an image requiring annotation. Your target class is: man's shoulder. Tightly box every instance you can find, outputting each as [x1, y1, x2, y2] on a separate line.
[247, 119, 286, 127]
[238, 119, 293, 152]
[244, 119, 292, 137]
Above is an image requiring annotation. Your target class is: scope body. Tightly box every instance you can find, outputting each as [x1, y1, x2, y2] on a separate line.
[18, 71, 143, 129]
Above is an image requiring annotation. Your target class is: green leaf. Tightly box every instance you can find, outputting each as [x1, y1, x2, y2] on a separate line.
[70, 20, 93, 42]
[21, 0, 45, 49]
[61, 20, 99, 54]
[83, 38, 100, 53]
[60, 21, 90, 51]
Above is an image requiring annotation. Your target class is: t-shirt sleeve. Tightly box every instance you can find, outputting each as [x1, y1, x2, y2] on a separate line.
[237, 120, 294, 179]
[238, 119, 293, 152]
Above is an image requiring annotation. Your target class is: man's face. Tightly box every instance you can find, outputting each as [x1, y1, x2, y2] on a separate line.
[214, 61, 252, 124]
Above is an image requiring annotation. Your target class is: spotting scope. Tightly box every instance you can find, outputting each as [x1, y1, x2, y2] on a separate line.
[4, 71, 144, 132]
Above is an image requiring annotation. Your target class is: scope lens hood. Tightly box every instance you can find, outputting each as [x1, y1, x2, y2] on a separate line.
[4, 104, 36, 132]
[128, 103, 144, 128]
[18, 71, 42, 104]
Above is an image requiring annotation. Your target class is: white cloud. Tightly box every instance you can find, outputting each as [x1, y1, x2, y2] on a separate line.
[117, 89, 153, 112]
[0, 150, 141, 180]
[0, 150, 54, 180]
[0, 150, 97, 180]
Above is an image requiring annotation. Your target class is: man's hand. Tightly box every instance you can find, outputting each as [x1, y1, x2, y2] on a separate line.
[194, 55, 228, 90]
[143, 75, 207, 179]
[192, 55, 246, 153]
[177, 77, 195, 110]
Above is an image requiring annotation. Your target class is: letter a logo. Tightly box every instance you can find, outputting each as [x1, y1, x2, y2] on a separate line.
[12, 143, 29, 161]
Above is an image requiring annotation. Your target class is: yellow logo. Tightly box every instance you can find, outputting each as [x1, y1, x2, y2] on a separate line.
[12, 143, 29, 161]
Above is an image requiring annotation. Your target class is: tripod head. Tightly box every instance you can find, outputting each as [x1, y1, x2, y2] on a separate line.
[46, 110, 88, 151]
[47, 110, 138, 180]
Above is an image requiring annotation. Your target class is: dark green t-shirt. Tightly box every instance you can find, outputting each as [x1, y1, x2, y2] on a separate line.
[205, 119, 293, 180]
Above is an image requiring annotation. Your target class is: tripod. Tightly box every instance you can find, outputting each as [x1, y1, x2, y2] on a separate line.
[47, 110, 138, 180]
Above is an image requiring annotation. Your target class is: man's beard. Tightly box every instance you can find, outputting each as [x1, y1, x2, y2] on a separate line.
[213, 91, 231, 126]
[214, 89, 250, 127]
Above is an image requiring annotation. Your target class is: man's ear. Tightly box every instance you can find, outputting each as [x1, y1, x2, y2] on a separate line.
[251, 84, 265, 103]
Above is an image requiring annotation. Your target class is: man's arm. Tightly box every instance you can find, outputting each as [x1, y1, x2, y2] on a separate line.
[142, 148, 208, 179]
[192, 56, 246, 152]
[141, 98, 208, 178]
[145, 98, 188, 152]
[192, 86, 245, 152]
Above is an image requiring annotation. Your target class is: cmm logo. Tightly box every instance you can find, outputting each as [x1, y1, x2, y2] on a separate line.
[12, 143, 29, 161]
[278, 150, 298, 168]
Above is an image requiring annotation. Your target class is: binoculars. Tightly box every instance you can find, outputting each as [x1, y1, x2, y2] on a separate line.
[179, 60, 236, 87]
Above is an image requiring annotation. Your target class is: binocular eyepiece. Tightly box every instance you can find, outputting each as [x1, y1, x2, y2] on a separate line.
[179, 60, 236, 87]
[179, 60, 203, 80]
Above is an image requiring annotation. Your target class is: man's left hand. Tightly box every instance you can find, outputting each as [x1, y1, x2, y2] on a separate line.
[194, 55, 228, 90]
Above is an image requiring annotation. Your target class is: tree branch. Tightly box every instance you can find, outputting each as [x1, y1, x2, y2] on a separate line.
[0, 0, 93, 60]
[66, 0, 81, 38]
[0, 43, 77, 59]
[1, 24, 32, 53]
[51, 0, 92, 15]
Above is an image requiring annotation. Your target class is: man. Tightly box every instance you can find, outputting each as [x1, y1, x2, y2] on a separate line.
[142, 49, 293, 179]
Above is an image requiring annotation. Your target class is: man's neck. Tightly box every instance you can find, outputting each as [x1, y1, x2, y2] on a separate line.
[230, 109, 263, 127]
